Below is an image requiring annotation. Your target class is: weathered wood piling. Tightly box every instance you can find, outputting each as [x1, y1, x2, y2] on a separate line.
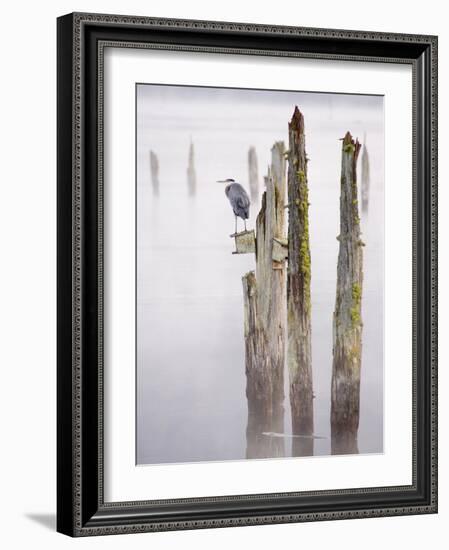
[149, 150, 159, 196]
[187, 140, 197, 196]
[248, 146, 259, 202]
[242, 142, 287, 458]
[287, 106, 314, 457]
[232, 230, 256, 255]
[331, 131, 363, 455]
[361, 135, 370, 214]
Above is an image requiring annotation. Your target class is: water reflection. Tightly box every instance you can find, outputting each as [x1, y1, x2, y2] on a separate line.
[246, 412, 360, 458]
[246, 418, 325, 458]
[292, 434, 314, 458]
[331, 432, 359, 455]
[246, 410, 285, 459]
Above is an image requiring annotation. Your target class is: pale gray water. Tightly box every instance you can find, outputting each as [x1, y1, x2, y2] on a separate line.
[136, 84, 384, 464]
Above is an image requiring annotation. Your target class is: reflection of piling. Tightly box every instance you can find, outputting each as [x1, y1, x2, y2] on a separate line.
[331, 132, 363, 455]
[187, 141, 197, 196]
[149, 150, 159, 196]
[242, 142, 287, 459]
[287, 106, 314, 457]
[248, 146, 259, 202]
[361, 136, 370, 213]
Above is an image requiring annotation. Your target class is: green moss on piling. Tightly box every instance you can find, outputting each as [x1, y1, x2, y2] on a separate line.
[297, 170, 306, 184]
[298, 177, 311, 313]
[350, 282, 362, 327]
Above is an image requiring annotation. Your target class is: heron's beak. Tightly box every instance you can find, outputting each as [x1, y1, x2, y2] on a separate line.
[216, 180, 226, 183]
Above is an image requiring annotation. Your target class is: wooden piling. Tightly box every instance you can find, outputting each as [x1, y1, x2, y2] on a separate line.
[187, 140, 197, 196]
[248, 146, 259, 202]
[242, 141, 287, 459]
[331, 131, 363, 455]
[232, 230, 256, 255]
[287, 106, 314, 457]
[361, 136, 370, 214]
[149, 150, 159, 196]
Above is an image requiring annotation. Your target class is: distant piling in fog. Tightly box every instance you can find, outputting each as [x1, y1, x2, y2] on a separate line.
[287, 106, 314, 457]
[361, 135, 370, 213]
[331, 131, 364, 455]
[187, 140, 197, 196]
[248, 146, 259, 202]
[243, 141, 287, 459]
[149, 150, 159, 196]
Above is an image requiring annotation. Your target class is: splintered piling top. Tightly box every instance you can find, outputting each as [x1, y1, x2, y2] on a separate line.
[289, 106, 305, 135]
[342, 131, 362, 162]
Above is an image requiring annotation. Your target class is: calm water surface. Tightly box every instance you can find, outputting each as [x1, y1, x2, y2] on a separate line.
[136, 85, 384, 464]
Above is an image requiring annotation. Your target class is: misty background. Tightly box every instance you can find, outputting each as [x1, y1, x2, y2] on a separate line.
[136, 84, 384, 465]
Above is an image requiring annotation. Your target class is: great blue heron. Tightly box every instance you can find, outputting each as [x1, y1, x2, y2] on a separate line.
[217, 178, 251, 235]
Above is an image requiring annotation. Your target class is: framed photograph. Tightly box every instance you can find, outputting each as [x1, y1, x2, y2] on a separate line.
[57, 12, 438, 536]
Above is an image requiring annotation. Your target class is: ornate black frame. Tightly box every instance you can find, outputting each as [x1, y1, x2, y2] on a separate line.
[57, 12, 438, 537]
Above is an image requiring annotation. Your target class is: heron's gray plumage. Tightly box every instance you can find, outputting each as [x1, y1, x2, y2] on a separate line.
[225, 182, 250, 221]
[217, 178, 251, 233]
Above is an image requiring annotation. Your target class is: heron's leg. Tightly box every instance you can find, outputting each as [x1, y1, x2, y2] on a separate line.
[244, 219, 247, 231]
[235, 216, 237, 235]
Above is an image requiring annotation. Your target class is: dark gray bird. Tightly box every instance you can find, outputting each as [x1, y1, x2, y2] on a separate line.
[217, 178, 251, 235]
